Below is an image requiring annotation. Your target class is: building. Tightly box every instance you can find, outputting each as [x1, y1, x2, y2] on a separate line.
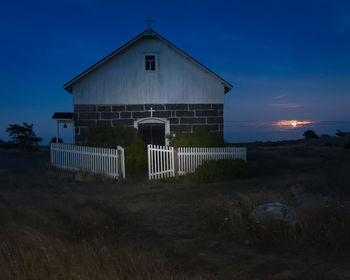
[54, 28, 232, 145]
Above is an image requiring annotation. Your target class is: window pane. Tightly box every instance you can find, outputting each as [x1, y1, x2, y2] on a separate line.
[145, 55, 156, 70]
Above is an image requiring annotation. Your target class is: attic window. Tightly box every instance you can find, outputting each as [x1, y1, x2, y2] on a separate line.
[145, 55, 156, 71]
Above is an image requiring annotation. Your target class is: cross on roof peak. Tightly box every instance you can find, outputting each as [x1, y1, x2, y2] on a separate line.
[144, 14, 155, 30]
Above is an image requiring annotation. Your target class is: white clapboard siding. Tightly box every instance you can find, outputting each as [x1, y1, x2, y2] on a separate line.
[50, 143, 125, 180]
[148, 144, 175, 180]
[178, 147, 247, 176]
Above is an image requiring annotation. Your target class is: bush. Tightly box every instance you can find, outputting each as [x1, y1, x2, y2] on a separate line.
[50, 137, 63, 143]
[191, 159, 248, 183]
[168, 126, 225, 147]
[335, 129, 349, 137]
[86, 125, 147, 176]
[303, 130, 318, 139]
[320, 134, 331, 138]
[345, 142, 350, 149]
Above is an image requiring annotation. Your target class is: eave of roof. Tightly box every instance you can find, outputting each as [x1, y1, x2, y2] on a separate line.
[63, 29, 233, 94]
[52, 112, 75, 120]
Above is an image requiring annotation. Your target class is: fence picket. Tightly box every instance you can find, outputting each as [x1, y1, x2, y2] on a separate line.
[148, 145, 247, 179]
[50, 143, 124, 180]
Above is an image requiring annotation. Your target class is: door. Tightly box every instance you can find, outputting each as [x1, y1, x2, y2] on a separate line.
[138, 123, 165, 145]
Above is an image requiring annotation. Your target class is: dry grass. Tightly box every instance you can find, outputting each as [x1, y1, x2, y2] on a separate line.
[0, 231, 183, 280]
[0, 171, 187, 280]
[0, 146, 349, 279]
[196, 192, 350, 251]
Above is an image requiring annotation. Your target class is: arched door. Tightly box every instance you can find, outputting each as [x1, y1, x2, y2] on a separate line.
[138, 123, 165, 145]
[134, 117, 170, 146]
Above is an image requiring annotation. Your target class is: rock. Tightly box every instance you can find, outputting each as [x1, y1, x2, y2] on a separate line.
[250, 202, 296, 226]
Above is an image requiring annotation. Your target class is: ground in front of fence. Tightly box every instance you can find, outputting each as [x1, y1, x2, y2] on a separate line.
[0, 146, 349, 279]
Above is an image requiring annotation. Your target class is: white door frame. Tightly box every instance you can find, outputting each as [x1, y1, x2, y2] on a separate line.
[134, 117, 170, 146]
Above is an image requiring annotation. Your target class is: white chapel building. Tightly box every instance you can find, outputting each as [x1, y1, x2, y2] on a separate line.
[53, 28, 232, 145]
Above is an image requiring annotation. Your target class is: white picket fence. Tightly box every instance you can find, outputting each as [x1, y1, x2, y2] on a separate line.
[148, 145, 247, 180]
[178, 147, 247, 175]
[50, 143, 125, 180]
[148, 145, 175, 180]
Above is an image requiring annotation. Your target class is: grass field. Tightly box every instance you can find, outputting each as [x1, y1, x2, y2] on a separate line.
[0, 145, 349, 279]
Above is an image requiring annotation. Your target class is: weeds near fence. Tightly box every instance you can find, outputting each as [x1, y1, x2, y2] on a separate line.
[191, 159, 249, 183]
[87, 124, 147, 176]
[168, 126, 225, 148]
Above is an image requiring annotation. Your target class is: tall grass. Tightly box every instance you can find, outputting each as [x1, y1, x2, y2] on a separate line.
[0, 231, 182, 280]
[0, 174, 186, 280]
[196, 192, 350, 250]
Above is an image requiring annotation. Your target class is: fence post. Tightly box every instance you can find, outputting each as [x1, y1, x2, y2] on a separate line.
[117, 146, 125, 180]
[117, 149, 122, 181]
[174, 148, 179, 180]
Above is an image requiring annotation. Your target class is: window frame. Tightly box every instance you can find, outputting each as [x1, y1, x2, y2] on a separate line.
[144, 53, 158, 72]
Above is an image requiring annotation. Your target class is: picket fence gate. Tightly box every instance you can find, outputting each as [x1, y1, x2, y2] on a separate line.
[147, 145, 175, 180]
[148, 145, 247, 180]
[50, 143, 125, 180]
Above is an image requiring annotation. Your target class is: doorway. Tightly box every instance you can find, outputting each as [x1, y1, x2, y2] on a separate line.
[138, 123, 165, 145]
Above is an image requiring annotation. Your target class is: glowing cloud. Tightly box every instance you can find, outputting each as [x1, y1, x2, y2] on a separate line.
[272, 120, 318, 130]
[274, 93, 288, 99]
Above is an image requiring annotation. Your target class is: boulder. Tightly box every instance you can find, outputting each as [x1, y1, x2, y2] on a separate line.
[250, 202, 296, 226]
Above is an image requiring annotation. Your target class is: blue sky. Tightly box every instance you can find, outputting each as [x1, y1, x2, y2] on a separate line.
[1, 0, 350, 143]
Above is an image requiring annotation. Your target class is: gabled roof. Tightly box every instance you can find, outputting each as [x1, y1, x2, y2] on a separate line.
[63, 29, 233, 94]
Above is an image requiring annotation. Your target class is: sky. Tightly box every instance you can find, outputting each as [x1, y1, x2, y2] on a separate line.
[0, 0, 350, 143]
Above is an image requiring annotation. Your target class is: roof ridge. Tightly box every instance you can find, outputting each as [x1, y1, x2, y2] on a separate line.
[63, 29, 232, 93]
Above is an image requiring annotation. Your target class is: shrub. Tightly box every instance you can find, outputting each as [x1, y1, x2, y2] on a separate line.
[345, 142, 350, 149]
[335, 129, 349, 137]
[86, 125, 147, 176]
[50, 137, 63, 143]
[168, 126, 225, 147]
[320, 134, 331, 138]
[303, 130, 318, 139]
[191, 159, 248, 183]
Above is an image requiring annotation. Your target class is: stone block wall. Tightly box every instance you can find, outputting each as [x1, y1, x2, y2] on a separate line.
[74, 104, 223, 143]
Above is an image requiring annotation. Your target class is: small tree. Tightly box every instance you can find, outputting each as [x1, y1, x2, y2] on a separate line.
[303, 130, 318, 139]
[6, 122, 42, 150]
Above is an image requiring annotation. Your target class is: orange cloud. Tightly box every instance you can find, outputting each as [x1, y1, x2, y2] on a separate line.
[272, 120, 318, 130]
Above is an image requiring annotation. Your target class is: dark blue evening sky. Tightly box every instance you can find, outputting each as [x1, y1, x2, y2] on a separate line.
[1, 0, 350, 143]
